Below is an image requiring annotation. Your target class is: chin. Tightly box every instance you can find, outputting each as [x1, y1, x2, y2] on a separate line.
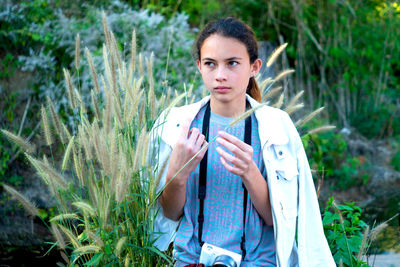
[210, 93, 232, 103]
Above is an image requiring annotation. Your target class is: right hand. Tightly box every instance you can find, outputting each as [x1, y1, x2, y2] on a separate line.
[166, 118, 208, 184]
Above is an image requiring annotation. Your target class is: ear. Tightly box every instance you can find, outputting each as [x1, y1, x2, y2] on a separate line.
[251, 58, 262, 76]
[196, 59, 202, 72]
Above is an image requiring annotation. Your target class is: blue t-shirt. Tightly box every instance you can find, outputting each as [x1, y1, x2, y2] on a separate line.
[174, 105, 276, 266]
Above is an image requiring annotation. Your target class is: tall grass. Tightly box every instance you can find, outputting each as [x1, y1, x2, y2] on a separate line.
[1, 13, 339, 266]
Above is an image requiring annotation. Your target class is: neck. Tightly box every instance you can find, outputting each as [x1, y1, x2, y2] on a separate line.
[209, 97, 246, 118]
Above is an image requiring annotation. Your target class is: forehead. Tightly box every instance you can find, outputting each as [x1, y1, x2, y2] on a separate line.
[200, 34, 249, 60]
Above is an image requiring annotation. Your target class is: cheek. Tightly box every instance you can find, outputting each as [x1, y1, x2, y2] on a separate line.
[201, 71, 213, 82]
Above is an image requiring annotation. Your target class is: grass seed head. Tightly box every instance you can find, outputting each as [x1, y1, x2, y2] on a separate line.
[73, 245, 101, 254]
[47, 96, 63, 143]
[1, 129, 35, 153]
[370, 222, 388, 242]
[75, 34, 80, 70]
[3, 184, 38, 217]
[308, 125, 336, 135]
[102, 11, 111, 51]
[91, 89, 100, 122]
[39, 160, 68, 190]
[51, 223, 66, 250]
[274, 69, 295, 81]
[62, 136, 75, 171]
[229, 103, 266, 127]
[266, 43, 288, 67]
[41, 105, 53, 146]
[85, 47, 100, 94]
[50, 213, 79, 222]
[296, 107, 325, 127]
[63, 68, 76, 109]
[262, 86, 282, 102]
[272, 93, 284, 109]
[115, 236, 127, 257]
[73, 201, 96, 217]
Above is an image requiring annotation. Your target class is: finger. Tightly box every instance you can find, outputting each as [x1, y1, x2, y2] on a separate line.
[220, 156, 241, 176]
[188, 127, 200, 145]
[179, 118, 192, 139]
[216, 146, 246, 169]
[218, 131, 250, 151]
[198, 141, 209, 157]
[195, 134, 205, 150]
[216, 136, 245, 157]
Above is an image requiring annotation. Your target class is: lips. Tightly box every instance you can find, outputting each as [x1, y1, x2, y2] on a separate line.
[214, 86, 230, 93]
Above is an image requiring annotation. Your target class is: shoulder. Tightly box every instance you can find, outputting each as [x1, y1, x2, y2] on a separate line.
[152, 96, 210, 147]
[247, 94, 292, 124]
[249, 99, 301, 151]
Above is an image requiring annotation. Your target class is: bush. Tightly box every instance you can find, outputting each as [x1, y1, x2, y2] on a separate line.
[303, 131, 368, 189]
[322, 197, 369, 267]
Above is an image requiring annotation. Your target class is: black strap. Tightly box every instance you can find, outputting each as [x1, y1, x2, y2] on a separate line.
[198, 101, 251, 261]
[198, 103, 210, 247]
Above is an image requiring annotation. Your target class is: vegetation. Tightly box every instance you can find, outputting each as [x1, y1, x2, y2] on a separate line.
[1, 0, 399, 266]
[1, 8, 342, 265]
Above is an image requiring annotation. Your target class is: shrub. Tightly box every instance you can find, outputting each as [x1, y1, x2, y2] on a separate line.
[303, 131, 368, 189]
[322, 197, 369, 267]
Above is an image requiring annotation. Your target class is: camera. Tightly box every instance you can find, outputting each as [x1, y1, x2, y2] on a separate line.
[199, 243, 241, 267]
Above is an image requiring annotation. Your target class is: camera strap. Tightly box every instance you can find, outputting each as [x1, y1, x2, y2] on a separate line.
[198, 101, 251, 261]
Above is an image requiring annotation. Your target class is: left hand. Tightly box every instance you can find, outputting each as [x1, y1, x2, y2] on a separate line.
[215, 130, 256, 180]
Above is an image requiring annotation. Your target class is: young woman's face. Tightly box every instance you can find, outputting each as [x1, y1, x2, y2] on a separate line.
[197, 34, 261, 112]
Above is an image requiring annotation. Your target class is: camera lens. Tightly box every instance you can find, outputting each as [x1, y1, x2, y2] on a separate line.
[212, 255, 237, 267]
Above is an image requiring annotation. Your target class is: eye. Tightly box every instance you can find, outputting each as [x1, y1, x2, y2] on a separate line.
[229, 61, 238, 66]
[204, 61, 215, 67]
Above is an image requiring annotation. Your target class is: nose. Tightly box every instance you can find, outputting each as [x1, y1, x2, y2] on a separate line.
[215, 66, 227, 82]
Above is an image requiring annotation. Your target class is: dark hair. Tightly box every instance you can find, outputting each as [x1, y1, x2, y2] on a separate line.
[194, 17, 261, 102]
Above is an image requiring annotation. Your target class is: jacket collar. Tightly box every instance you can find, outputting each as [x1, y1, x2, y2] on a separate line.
[161, 94, 289, 148]
[246, 95, 289, 148]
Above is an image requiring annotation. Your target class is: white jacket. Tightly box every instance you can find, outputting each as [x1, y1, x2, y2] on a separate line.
[148, 95, 336, 267]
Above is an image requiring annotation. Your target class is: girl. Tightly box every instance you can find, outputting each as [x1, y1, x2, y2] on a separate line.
[149, 17, 335, 267]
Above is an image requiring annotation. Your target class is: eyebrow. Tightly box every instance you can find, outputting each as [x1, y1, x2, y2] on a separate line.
[202, 57, 243, 61]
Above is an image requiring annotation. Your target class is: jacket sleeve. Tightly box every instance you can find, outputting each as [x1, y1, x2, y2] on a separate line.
[147, 111, 180, 251]
[294, 130, 336, 266]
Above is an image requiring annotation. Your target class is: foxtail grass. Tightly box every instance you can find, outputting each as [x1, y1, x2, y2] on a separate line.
[266, 43, 288, 67]
[3, 184, 38, 217]
[1, 129, 35, 153]
[75, 34, 80, 70]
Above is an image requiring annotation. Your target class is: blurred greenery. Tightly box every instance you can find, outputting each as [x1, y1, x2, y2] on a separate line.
[303, 131, 369, 190]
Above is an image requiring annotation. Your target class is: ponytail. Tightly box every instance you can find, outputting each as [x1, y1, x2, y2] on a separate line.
[247, 77, 261, 102]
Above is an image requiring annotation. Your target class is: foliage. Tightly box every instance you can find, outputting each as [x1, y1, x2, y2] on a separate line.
[303, 130, 368, 189]
[390, 136, 400, 171]
[0, 0, 199, 187]
[322, 197, 369, 267]
[3, 0, 199, 107]
[2, 16, 175, 265]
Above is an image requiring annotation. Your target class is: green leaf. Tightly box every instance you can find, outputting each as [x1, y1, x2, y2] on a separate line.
[348, 236, 362, 253]
[145, 246, 173, 264]
[83, 253, 103, 266]
[104, 244, 111, 255]
[337, 204, 353, 211]
[323, 211, 335, 225]
[334, 250, 351, 266]
[38, 209, 48, 219]
[337, 236, 348, 251]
